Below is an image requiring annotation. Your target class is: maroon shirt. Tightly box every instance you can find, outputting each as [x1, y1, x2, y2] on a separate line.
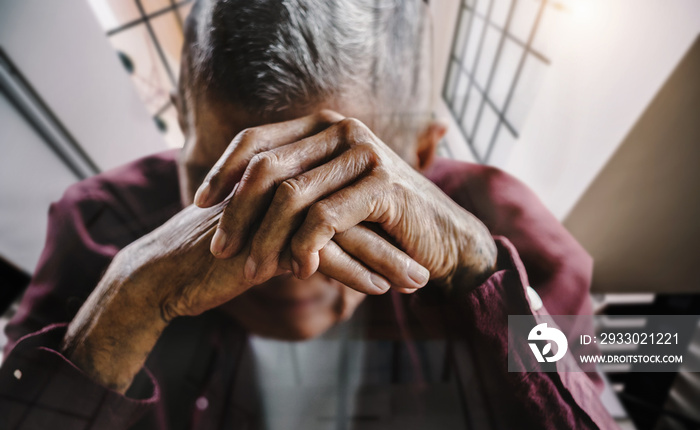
[0, 150, 617, 429]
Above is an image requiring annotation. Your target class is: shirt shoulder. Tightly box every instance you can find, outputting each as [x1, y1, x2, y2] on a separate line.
[58, 149, 183, 248]
[4, 150, 183, 350]
[424, 156, 527, 220]
[423, 157, 593, 317]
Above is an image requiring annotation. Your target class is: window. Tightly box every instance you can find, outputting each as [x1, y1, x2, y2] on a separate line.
[442, 0, 558, 165]
[88, 0, 193, 148]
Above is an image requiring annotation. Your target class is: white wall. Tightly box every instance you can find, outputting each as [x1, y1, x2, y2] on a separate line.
[0, 0, 167, 172]
[502, 0, 700, 220]
[0, 94, 78, 273]
[564, 35, 700, 293]
[0, 0, 168, 272]
[432, 0, 700, 220]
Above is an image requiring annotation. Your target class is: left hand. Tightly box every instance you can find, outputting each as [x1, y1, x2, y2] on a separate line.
[195, 110, 497, 292]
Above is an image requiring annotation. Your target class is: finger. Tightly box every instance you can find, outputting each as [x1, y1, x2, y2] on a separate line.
[195, 110, 344, 207]
[211, 124, 353, 258]
[334, 225, 429, 289]
[317, 240, 391, 295]
[244, 148, 377, 281]
[291, 175, 389, 278]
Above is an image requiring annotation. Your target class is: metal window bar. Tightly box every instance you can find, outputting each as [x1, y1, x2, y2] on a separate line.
[169, 0, 185, 32]
[457, 0, 495, 129]
[448, 56, 519, 138]
[467, 0, 519, 150]
[442, 0, 552, 164]
[470, 8, 550, 65]
[0, 49, 100, 179]
[484, 0, 549, 162]
[105, 0, 192, 36]
[103, 0, 193, 130]
[133, 0, 178, 87]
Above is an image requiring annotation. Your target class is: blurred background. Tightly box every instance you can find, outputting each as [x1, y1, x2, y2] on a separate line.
[0, 0, 699, 429]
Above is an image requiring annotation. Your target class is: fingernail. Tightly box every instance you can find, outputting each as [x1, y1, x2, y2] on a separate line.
[408, 263, 430, 286]
[194, 181, 210, 207]
[211, 229, 228, 255]
[244, 256, 258, 281]
[370, 274, 391, 293]
[291, 259, 301, 278]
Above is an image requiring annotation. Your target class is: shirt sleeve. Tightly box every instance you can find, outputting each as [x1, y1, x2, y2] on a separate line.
[424, 158, 603, 387]
[4, 182, 121, 355]
[425, 236, 618, 430]
[428, 159, 595, 317]
[0, 324, 159, 430]
[4, 151, 180, 356]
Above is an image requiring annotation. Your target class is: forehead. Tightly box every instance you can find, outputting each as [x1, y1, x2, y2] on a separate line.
[188, 94, 371, 160]
[183, 90, 426, 177]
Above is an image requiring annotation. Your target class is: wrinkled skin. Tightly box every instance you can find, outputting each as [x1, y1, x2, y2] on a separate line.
[62, 103, 497, 392]
[196, 110, 496, 291]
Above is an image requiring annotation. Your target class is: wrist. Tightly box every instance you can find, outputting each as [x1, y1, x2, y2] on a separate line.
[62, 252, 167, 393]
[446, 213, 498, 294]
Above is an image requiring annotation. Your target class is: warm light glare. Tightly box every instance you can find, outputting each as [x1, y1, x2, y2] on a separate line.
[557, 0, 596, 22]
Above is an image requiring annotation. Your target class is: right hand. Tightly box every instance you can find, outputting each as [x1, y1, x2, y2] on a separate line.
[134, 199, 427, 323]
[125, 200, 259, 322]
[64, 107, 437, 393]
[63, 162, 426, 392]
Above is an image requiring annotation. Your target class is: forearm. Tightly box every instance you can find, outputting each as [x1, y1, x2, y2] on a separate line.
[61, 252, 167, 393]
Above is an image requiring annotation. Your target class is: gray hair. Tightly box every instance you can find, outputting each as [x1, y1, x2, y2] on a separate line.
[184, 0, 430, 125]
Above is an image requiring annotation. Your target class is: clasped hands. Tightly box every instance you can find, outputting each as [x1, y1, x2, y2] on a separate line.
[62, 110, 497, 392]
[163, 109, 497, 318]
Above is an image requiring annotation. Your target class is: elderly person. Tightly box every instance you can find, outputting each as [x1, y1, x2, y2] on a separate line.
[0, 0, 615, 429]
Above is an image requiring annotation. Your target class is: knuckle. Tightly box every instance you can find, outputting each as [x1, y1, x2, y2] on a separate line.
[316, 109, 344, 125]
[308, 202, 331, 224]
[352, 143, 380, 166]
[276, 178, 305, 207]
[235, 127, 261, 145]
[248, 151, 278, 176]
[390, 179, 409, 198]
[371, 164, 391, 182]
[290, 203, 335, 255]
[308, 201, 337, 229]
[337, 118, 376, 149]
[337, 117, 365, 136]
